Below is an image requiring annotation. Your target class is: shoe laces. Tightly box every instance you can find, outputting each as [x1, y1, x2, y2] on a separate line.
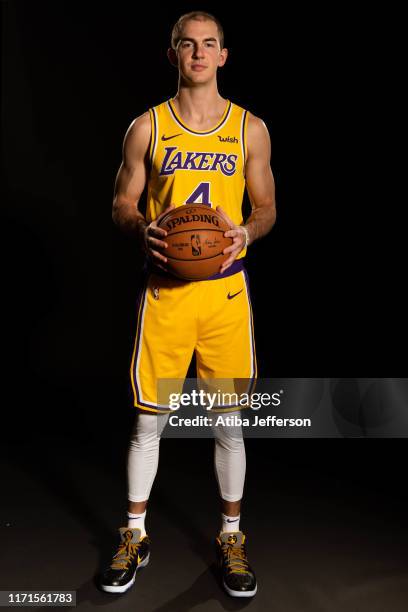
[222, 541, 251, 575]
[111, 535, 142, 570]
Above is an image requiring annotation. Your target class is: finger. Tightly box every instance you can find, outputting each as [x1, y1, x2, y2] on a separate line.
[223, 234, 244, 249]
[220, 261, 232, 273]
[155, 262, 168, 272]
[220, 254, 236, 271]
[148, 236, 168, 249]
[223, 244, 240, 255]
[224, 229, 240, 238]
[148, 226, 168, 239]
[222, 256, 236, 269]
[150, 249, 168, 264]
[149, 221, 168, 235]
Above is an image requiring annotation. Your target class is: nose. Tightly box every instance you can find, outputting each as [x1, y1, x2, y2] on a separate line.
[192, 44, 205, 59]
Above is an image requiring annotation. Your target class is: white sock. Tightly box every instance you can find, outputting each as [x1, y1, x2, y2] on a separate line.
[127, 510, 147, 537]
[220, 513, 240, 534]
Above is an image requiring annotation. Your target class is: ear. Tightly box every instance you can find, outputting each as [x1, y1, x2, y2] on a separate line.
[167, 48, 178, 68]
[218, 47, 228, 68]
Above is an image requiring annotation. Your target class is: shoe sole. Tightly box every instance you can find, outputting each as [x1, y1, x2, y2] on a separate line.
[222, 579, 257, 598]
[100, 553, 150, 594]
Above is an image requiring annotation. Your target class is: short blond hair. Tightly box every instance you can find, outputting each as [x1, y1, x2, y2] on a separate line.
[171, 11, 224, 51]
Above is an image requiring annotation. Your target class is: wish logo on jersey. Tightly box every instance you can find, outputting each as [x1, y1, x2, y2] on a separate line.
[159, 146, 238, 177]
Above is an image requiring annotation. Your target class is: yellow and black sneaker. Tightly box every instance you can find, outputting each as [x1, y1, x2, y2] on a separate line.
[215, 531, 257, 598]
[99, 527, 150, 594]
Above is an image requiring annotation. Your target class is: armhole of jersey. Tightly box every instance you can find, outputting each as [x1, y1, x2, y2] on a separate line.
[241, 110, 249, 177]
[148, 107, 158, 167]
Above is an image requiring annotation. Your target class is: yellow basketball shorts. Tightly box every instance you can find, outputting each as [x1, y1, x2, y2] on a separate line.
[130, 266, 257, 413]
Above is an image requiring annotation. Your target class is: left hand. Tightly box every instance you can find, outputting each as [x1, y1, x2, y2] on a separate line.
[216, 205, 248, 274]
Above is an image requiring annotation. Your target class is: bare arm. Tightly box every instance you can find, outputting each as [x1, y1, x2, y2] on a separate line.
[112, 113, 173, 266]
[112, 112, 151, 240]
[218, 113, 276, 272]
[244, 113, 277, 244]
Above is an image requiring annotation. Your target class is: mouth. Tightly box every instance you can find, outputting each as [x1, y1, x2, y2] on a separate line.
[191, 65, 207, 71]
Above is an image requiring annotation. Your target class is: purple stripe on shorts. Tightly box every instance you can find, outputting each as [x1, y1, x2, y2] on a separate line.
[243, 268, 257, 392]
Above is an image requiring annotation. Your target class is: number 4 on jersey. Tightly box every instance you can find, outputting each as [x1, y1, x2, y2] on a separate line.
[185, 182, 212, 207]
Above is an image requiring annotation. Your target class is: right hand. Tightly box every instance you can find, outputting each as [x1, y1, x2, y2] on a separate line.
[143, 204, 175, 270]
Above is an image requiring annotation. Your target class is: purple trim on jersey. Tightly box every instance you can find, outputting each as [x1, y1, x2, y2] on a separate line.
[206, 258, 244, 280]
[146, 258, 244, 281]
[150, 109, 157, 166]
[242, 110, 248, 170]
[167, 99, 232, 136]
[132, 280, 148, 409]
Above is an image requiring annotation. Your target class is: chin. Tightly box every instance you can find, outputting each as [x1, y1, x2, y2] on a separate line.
[189, 74, 212, 83]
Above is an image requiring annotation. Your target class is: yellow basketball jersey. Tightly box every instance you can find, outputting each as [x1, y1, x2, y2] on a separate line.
[147, 98, 249, 259]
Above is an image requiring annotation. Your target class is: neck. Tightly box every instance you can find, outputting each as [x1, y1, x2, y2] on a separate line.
[173, 82, 225, 119]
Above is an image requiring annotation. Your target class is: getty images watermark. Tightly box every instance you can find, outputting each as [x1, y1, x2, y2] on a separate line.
[168, 388, 282, 410]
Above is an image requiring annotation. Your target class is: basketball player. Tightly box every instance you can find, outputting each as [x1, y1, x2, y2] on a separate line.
[100, 11, 276, 598]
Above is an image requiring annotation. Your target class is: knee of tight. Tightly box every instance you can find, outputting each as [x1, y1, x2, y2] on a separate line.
[213, 424, 245, 452]
[129, 412, 168, 449]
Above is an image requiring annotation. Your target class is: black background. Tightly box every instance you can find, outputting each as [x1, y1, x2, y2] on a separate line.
[2, 2, 408, 608]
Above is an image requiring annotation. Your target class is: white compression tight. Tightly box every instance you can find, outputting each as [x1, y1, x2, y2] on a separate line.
[127, 412, 246, 503]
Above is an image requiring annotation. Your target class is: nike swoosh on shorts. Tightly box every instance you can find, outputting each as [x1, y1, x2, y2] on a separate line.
[227, 290, 243, 300]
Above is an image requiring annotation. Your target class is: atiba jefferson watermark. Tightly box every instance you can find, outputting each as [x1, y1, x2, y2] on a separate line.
[168, 413, 312, 428]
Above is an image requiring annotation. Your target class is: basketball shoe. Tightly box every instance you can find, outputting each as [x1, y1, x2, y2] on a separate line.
[99, 527, 150, 593]
[215, 531, 257, 597]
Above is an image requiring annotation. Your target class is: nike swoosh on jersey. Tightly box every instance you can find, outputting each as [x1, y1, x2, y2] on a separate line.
[227, 290, 243, 300]
[161, 133, 183, 141]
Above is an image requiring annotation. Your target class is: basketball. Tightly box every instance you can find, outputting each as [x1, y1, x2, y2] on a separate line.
[157, 204, 233, 280]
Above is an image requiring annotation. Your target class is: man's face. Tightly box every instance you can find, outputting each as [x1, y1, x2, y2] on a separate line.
[173, 19, 227, 83]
